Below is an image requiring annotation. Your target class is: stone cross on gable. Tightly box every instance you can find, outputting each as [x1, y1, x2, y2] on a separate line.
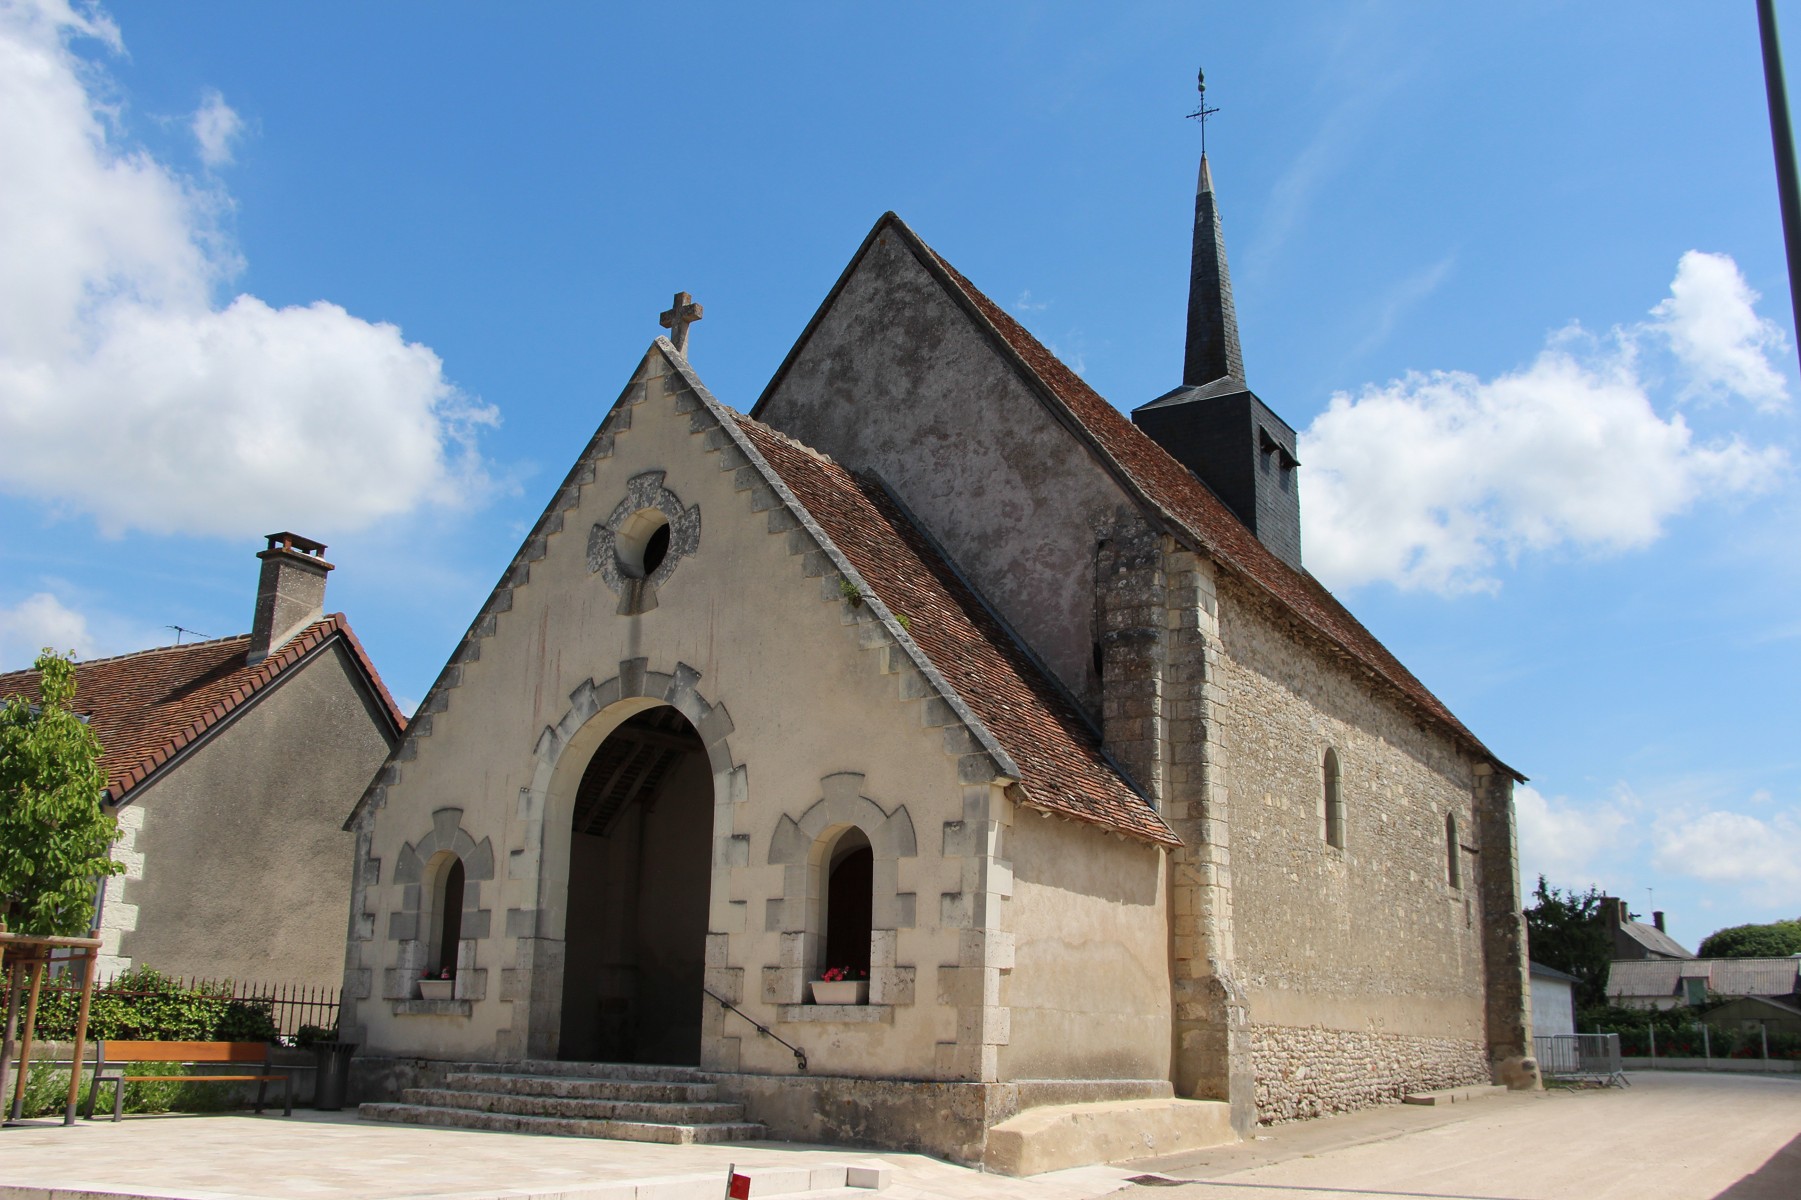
[659, 291, 703, 355]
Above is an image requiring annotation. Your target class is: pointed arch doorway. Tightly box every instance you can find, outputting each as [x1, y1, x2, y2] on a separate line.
[559, 705, 712, 1064]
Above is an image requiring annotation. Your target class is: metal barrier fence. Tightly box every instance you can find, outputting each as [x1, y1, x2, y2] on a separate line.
[34, 974, 340, 1039]
[1534, 1033, 1627, 1086]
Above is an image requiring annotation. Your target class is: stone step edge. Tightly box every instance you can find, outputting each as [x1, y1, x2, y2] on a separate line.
[442, 1072, 719, 1099]
[450, 1060, 713, 1081]
[359, 1101, 766, 1145]
[404, 1086, 745, 1122]
[393, 1161, 891, 1200]
[1400, 1084, 1509, 1106]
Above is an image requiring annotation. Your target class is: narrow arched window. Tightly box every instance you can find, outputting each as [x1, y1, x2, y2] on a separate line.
[432, 855, 465, 977]
[1323, 749, 1345, 849]
[1446, 812, 1462, 889]
[821, 828, 873, 980]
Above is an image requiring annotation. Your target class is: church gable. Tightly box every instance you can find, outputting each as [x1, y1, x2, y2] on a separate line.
[752, 216, 1145, 706]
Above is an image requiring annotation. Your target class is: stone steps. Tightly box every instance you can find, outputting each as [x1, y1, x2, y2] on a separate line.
[443, 1071, 721, 1103]
[359, 1060, 767, 1146]
[360, 1100, 764, 1144]
[403, 1086, 747, 1125]
[455, 1059, 711, 1082]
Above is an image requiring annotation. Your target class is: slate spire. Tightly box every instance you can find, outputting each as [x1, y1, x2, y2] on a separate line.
[1183, 152, 1244, 387]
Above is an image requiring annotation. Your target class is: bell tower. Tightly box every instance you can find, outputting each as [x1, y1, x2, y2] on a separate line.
[1132, 70, 1304, 572]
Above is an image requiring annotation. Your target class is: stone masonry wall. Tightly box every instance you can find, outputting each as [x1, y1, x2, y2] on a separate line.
[1211, 569, 1492, 1118]
[1251, 1025, 1489, 1122]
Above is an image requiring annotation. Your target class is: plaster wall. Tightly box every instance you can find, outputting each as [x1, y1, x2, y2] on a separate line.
[120, 642, 392, 987]
[1209, 575, 1490, 1110]
[754, 232, 1135, 708]
[1530, 977, 1576, 1038]
[1001, 808, 1171, 1082]
[348, 350, 1013, 1082]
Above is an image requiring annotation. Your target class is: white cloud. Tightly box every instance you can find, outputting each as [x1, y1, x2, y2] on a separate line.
[190, 88, 242, 168]
[1651, 251, 1789, 411]
[0, 2, 495, 539]
[1302, 255, 1790, 594]
[1515, 783, 1636, 884]
[0, 592, 97, 666]
[1652, 807, 1801, 908]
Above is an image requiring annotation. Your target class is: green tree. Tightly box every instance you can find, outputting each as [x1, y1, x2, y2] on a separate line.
[1523, 876, 1613, 1008]
[1697, 919, 1801, 958]
[0, 650, 120, 935]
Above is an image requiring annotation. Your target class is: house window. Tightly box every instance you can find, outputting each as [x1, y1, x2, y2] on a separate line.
[429, 855, 465, 978]
[1446, 812, 1462, 889]
[820, 827, 873, 981]
[1322, 749, 1345, 849]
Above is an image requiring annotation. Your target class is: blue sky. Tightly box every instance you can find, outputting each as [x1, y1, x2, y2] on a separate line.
[2, 1, 1796, 950]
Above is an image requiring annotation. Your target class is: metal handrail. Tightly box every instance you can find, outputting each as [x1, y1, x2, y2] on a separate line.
[704, 987, 807, 1072]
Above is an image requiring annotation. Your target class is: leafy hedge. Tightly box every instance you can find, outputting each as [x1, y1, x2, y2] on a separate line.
[30, 966, 278, 1043]
[1579, 1003, 1801, 1060]
[13, 1061, 242, 1119]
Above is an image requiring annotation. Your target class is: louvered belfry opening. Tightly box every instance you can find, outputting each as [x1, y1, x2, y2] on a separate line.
[559, 706, 713, 1065]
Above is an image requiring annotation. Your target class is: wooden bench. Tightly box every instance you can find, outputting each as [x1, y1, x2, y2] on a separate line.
[85, 1041, 292, 1121]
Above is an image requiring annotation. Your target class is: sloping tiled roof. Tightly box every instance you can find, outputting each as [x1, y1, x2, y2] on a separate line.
[734, 413, 1181, 848]
[0, 616, 406, 803]
[1608, 957, 1801, 1000]
[1620, 918, 1695, 959]
[801, 215, 1515, 776]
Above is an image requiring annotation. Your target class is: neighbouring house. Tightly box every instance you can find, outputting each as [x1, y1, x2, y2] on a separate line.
[1530, 962, 1578, 1038]
[1608, 957, 1801, 1012]
[0, 533, 406, 990]
[1700, 995, 1801, 1040]
[341, 130, 1532, 1171]
[1602, 898, 1693, 960]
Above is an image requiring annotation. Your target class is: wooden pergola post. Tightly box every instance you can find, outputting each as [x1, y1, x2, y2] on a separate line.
[0, 932, 103, 1129]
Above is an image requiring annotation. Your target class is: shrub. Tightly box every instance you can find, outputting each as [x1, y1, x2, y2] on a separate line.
[31, 967, 277, 1043]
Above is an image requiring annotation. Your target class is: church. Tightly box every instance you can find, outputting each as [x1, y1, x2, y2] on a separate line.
[340, 130, 1535, 1171]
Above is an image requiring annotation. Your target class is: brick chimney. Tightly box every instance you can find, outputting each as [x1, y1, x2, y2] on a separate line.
[248, 532, 333, 664]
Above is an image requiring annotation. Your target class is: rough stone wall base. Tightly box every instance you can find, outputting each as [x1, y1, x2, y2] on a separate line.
[714, 1074, 1009, 1166]
[984, 1097, 1235, 1175]
[1251, 1025, 1489, 1123]
[347, 1055, 456, 1106]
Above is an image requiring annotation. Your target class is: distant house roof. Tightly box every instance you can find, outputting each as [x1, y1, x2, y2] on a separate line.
[1608, 957, 1801, 1002]
[0, 616, 406, 804]
[758, 215, 1518, 779]
[733, 411, 1181, 848]
[1530, 962, 1581, 984]
[1618, 918, 1695, 960]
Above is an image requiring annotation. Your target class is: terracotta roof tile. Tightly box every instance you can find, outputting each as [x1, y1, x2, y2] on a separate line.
[735, 414, 1180, 848]
[0, 616, 406, 803]
[908, 228, 1514, 775]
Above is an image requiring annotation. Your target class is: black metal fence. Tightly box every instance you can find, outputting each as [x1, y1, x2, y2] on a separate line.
[28, 973, 340, 1040]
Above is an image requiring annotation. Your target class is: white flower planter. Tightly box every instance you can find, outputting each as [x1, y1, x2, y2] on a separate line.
[418, 979, 455, 1001]
[809, 980, 868, 1005]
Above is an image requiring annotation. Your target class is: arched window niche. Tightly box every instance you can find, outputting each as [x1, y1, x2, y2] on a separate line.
[1446, 812, 1463, 889]
[812, 826, 873, 1003]
[1322, 749, 1346, 850]
[422, 851, 466, 992]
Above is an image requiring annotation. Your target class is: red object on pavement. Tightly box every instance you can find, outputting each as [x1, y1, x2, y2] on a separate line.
[727, 1171, 751, 1199]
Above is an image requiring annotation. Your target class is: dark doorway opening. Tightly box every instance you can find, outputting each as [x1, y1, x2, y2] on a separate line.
[560, 706, 712, 1064]
[822, 829, 873, 977]
[435, 857, 465, 976]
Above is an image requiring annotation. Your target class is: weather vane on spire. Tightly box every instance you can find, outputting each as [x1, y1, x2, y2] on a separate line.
[1186, 66, 1219, 158]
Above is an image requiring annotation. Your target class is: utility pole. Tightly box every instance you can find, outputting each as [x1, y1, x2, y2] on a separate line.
[1757, 0, 1801, 373]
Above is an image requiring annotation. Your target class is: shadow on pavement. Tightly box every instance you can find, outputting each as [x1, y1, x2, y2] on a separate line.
[1713, 1129, 1801, 1200]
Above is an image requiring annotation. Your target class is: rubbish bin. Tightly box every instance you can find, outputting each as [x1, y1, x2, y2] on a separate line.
[311, 1041, 358, 1111]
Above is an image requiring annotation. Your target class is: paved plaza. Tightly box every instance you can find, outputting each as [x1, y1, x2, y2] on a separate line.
[0, 1071, 1794, 1200]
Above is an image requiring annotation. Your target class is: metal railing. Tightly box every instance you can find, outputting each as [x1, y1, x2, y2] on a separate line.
[703, 987, 807, 1072]
[1535, 1033, 1627, 1086]
[34, 974, 340, 1039]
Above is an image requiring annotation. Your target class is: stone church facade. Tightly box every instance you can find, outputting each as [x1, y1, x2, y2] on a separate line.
[341, 150, 1532, 1167]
